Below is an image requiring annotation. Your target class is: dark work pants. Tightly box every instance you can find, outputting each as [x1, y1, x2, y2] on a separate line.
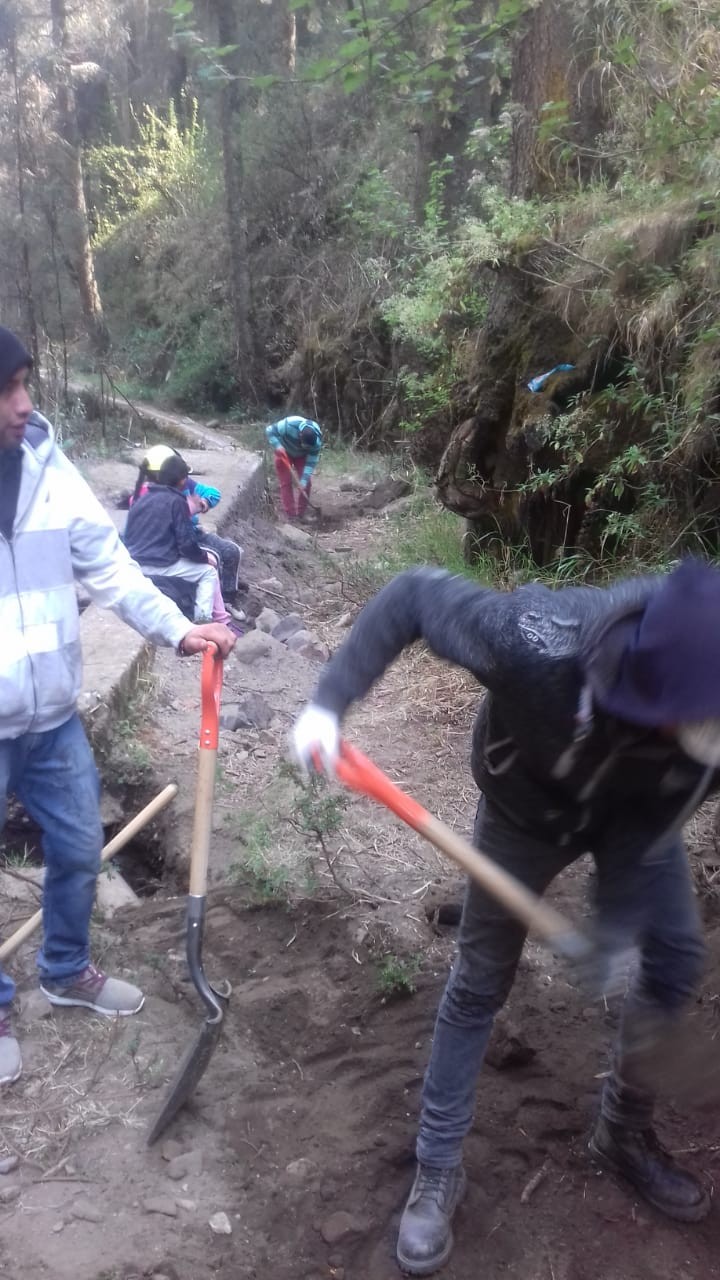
[416, 797, 706, 1168]
[198, 530, 242, 597]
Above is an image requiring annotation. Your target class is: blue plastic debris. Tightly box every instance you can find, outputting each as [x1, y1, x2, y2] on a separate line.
[527, 363, 575, 393]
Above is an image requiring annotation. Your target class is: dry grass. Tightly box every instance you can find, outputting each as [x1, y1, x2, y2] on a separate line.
[1, 1015, 143, 1170]
[687, 799, 720, 905]
[542, 202, 702, 339]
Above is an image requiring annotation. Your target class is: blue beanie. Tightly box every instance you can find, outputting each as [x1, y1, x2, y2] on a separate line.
[0, 326, 32, 393]
[596, 558, 720, 728]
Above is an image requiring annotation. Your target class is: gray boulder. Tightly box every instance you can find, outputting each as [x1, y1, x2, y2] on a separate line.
[233, 631, 274, 664]
[255, 607, 281, 633]
[220, 693, 274, 731]
[279, 523, 313, 549]
[272, 613, 305, 643]
[286, 630, 330, 663]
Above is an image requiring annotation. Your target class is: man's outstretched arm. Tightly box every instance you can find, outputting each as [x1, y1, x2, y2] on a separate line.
[294, 567, 514, 769]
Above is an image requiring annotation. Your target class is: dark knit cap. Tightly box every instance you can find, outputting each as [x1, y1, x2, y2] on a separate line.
[597, 557, 720, 739]
[0, 327, 32, 393]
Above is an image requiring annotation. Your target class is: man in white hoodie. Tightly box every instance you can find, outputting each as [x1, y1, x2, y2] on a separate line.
[0, 326, 235, 1085]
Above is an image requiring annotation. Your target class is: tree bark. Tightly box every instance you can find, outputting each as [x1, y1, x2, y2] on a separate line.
[412, 91, 496, 225]
[431, 0, 612, 564]
[281, 3, 296, 73]
[50, 0, 109, 355]
[210, 0, 256, 399]
[509, 0, 605, 198]
[7, 11, 41, 391]
[409, 0, 501, 222]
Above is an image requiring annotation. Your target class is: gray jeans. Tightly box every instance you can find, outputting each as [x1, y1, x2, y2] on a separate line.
[416, 797, 706, 1168]
[139, 558, 218, 621]
[198, 531, 242, 597]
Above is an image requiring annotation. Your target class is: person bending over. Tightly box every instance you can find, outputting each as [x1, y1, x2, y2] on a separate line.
[293, 558, 719, 1274]
[266, 415, 323, 519]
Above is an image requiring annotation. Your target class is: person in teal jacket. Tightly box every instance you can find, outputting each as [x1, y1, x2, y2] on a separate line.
[266, 416, 323, 518]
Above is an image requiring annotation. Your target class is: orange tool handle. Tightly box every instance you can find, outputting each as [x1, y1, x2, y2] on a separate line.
[333, 740, 588, 958]
[200, 643, 223, 750]
[334, 741, 428, 830]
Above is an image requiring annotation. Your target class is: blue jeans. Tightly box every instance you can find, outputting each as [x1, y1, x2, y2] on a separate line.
[0, 714, 103, 1005]
[416, 797, 706, 1167]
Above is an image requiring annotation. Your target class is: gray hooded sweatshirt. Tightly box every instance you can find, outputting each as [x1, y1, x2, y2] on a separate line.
[0, 413, 190, 739]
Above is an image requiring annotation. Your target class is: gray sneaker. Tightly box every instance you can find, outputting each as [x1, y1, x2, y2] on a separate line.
[40, 965, 144, 1016]
[397, 1163, 467, 1276]
[0, 1011, 22, 1085]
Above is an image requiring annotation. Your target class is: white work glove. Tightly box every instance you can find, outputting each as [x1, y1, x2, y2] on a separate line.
[292, 703, 340, 775]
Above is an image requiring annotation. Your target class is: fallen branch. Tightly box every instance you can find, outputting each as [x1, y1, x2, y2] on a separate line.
[520, 1157, 551, 1204]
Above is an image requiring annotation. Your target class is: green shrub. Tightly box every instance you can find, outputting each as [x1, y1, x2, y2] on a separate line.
[377, 953, 421, 1000]
[165, 309, 237, 411]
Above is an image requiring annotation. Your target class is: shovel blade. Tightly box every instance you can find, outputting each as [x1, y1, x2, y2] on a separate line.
[147, 1012, 225, 1146]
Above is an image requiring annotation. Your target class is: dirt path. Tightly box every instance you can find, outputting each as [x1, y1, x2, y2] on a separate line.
[2, 463, 720, 1280]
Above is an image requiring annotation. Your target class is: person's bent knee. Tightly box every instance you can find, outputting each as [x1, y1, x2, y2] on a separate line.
[641, 936, 706, 1012]
[442, 969, 515, 1026]
[47, 827, 102, 877]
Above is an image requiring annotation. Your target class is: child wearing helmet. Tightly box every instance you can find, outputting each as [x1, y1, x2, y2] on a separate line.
[131, 445, 245, 601]
[125, 453, 241, 633]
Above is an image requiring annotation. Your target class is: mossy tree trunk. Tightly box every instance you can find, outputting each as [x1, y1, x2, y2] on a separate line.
[6, 7, 40, 389]
[210, 0, 256, 401]
[50, 0, 110, 357]
[435, 256, 612, 565]
[510, 0, 606, 197]
[436, 0, 609, 563]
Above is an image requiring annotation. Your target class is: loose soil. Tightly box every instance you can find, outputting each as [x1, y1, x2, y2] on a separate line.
[2, 460, 720, 1280]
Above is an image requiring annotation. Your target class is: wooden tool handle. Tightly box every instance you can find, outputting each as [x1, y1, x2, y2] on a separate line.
[188, 749, 218, 897]
[0, 783, 179, 963]
[188, 645, 223, 897]
[419, 812, 574, 944]
[333, 741, 586, 956]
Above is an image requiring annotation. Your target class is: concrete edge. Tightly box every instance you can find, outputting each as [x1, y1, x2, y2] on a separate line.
[216, 455, 267, 529]
[71, 383, 240, 454]
[131, 406, 236, 454]
[78, 612, 154, 751]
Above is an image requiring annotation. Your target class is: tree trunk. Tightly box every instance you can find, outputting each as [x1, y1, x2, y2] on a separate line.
[434, 253, 616, 565]
[409, 0, 501, 222]
[210, 0, 256, 400]
[432, 0, 611, 564]
[412, 93, 495, 225]
[281, 3, 296, 72]
[509, 0, 605, 197]
[50, 0, 109, 355]
[48, 202, 70, 402]
[168, 50, 189, 125]
[7, 12, 41, 392]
